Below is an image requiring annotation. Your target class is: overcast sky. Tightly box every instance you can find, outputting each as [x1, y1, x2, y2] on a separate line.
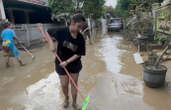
[105, 0, 117, 8]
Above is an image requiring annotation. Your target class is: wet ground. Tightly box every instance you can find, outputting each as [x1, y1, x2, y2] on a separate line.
[0, 33, 171, 110]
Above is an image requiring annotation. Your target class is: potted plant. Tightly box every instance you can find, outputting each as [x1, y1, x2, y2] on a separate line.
[143, 45, 169, 88]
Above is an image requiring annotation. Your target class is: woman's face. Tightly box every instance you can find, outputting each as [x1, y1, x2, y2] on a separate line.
[71, 20, 84, 33]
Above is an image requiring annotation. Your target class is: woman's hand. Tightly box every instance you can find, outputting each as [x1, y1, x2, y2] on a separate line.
[60, 61, 68, 68]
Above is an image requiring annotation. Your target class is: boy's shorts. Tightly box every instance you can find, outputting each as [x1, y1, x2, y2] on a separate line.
[2, 40, 20, 58]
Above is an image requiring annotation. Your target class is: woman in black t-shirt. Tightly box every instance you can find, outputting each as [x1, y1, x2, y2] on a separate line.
[47, 14, 86, 110]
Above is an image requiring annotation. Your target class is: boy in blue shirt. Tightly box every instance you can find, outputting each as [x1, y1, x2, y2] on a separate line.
[1, 21, 24, 67]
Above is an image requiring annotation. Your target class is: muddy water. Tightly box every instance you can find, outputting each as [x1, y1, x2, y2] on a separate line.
[0, 33, 171, 110]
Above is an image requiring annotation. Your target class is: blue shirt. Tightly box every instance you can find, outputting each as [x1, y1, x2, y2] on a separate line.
[1, 29, 16, 43]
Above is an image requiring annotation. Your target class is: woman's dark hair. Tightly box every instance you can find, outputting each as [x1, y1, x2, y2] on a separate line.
[72, 14, 86, 23]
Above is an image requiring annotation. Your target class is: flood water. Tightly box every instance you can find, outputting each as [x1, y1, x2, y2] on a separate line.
[0, 33, 171, 110]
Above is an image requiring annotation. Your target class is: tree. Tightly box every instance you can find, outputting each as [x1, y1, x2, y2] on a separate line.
[48, 0, 74, 15]
[82, 0, 105, 19]
[48, 0, 105, 20]
[130, 0, 164, 4]
[115, 0, 132, 18]
[104, 6, 117, 17]
[115, 0, 164, 18]
[48, 0, 76, 25]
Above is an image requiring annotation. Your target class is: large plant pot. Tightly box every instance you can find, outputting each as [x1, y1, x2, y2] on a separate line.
[143, 63, 167, 88]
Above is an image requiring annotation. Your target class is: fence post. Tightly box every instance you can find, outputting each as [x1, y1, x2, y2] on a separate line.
[25, 24, 31, 47]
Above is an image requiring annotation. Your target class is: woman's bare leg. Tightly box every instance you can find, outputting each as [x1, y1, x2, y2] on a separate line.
[71, 73, 81, 110]
[59, 75, 69, 108]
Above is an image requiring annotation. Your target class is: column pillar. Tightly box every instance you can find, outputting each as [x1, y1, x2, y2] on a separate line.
[0, 0, 6, 19]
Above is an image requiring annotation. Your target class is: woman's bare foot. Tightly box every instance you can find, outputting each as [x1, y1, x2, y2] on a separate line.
[63, 99, 69, 108]
[72, 103, 81, 110]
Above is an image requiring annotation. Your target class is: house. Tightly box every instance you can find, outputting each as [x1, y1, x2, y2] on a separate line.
[1, 0, 52, 24]
[0, 0, 57, 47]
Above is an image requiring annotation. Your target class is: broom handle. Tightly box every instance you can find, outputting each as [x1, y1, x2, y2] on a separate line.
[16, 40, 34, 56]
[21, 44, 33, 56]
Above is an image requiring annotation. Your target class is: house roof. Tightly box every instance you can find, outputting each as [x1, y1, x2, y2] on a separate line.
[16, 0, 48, 7]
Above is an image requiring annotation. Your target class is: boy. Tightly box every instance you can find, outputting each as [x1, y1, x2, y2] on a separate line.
[45, 14, 86, 109]
[1, 21, 24, 67]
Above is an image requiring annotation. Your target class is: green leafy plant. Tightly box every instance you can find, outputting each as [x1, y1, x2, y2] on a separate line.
[155, 34, 168, 45]
[48, 0, 105, 20]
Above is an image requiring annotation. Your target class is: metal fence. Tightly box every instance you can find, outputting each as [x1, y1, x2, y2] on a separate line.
[13, 23, 58, 47]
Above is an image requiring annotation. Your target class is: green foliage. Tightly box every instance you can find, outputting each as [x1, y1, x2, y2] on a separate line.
[130, 0, 164, 4]
[48, 0, 105, 19]
[115, 0, 164, 18]
[82, 0, 105, 19]
[155, 34, 168, 45]
[48, 0, 74, 15]
[115, 0, 132, 18]
[104, 6, 117, 17]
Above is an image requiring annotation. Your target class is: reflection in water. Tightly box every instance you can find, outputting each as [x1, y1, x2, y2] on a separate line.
[99, 35, 143, 96]
[91, 34, 171, 110]
[99, 36, 124, 73]
[0, 33, 171, 110]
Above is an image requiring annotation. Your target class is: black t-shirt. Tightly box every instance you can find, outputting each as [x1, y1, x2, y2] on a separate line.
[47, 27, 86, 65]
